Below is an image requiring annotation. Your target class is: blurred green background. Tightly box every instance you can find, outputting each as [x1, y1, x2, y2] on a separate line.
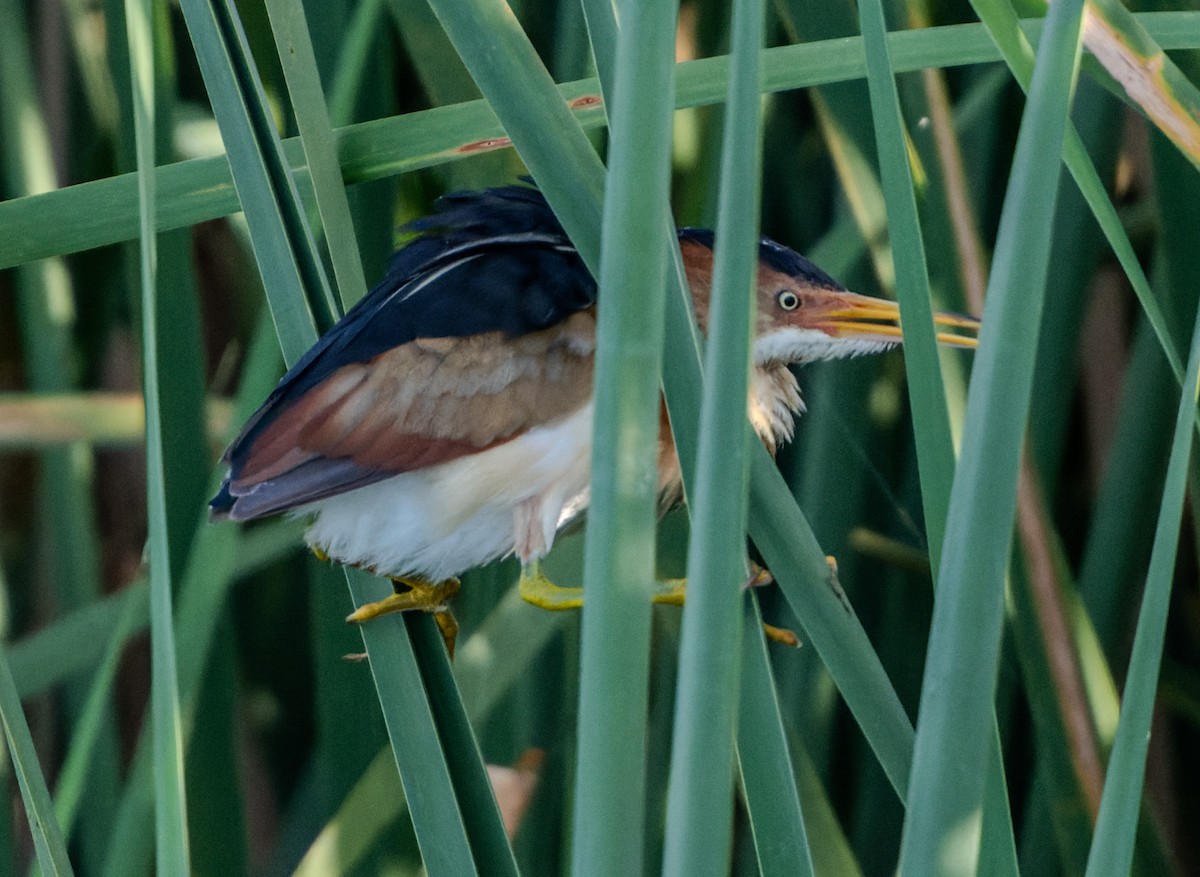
[1, 0, 1199, 874]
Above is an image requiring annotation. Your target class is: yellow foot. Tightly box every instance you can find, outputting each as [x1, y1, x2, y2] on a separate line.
[519, 563, 584, 610]
[763, 623, 800, 648]
[346, 577, 461, 655]
[345, 576, 461, 622]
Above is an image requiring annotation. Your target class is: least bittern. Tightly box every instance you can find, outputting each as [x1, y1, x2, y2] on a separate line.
[211, 185, 977, 642]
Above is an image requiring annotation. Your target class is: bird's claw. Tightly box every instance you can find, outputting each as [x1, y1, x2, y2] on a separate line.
[743, 562, 774, 590]
[762, 622, 800, 648]
[345, 576, 462, 655]
[433, 610, 460, 659]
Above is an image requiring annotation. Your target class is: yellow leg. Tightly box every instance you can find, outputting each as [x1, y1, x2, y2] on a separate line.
[652, 578, 686, 606]
[654, 561, 772, 606]
[520, 563, 798, 647]
[519, 567, 688, 609]
[346, 577, 462, 655]
[653, 568, 797, 645]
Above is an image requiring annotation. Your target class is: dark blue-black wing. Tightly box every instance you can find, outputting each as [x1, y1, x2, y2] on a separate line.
[210, 185, 597, 521]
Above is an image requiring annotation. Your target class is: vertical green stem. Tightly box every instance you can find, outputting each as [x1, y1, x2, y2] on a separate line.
[569, 2, 677, 874]
[857, 0, 954, 569]
[126, 0, 190, 871]
[661, 0, 764, 870]
[898, 0, 1085, 872]
[859, 3, 1018, 873]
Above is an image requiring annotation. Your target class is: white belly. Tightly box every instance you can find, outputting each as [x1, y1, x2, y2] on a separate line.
[299, 403, 594, 581]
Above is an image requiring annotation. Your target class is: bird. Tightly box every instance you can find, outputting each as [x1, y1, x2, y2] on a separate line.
[210, 184, 977, 641]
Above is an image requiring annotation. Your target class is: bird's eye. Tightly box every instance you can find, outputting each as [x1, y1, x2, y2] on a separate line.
[776, 290, 800, 311]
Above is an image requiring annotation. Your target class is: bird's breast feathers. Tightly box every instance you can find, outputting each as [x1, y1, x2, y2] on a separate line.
[301, 402, 596, 581]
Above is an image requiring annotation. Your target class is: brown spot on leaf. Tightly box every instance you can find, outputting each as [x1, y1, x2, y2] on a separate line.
[457, 137, 511, 153]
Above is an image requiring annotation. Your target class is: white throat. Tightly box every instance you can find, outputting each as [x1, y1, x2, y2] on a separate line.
[749, 366, 804, 449]
[753, 327, 899, 367]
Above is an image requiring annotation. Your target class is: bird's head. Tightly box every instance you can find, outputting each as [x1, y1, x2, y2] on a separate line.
[678, 230, 978, 365]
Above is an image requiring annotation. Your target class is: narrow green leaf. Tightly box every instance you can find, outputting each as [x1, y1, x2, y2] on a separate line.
[0, 651, 74, 876]
[100, 314, 288, 877]
[1081, 0, 1200, 170]
[899, 0, 1086, 872]
[344, 595, 479, 876]
[3, 13, 1200, 268]
[662, 0, 764, 868]
[736, 596, 815, 877]
[403, 614, 518, 875]
[297, 582, 571, 876]
[263, 0, 367, 306]
[859, 3, 1018, 872]
[126, 0, 190, 869]
[969, 1, 1190, 406]
[857, 0, 954, 569]
[1083, 191, 1200, 877]
[178, 1, 514, 872]
[747, 454, 915, 798]
[570, 2, 677, 872]
[252, 2, 386, 856]
[266, 1, 515, 868]
[176, 0, 333, 353]
[36, 596, 142, 859]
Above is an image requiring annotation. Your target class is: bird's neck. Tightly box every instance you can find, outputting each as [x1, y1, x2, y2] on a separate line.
[749, 365, 804, 450]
